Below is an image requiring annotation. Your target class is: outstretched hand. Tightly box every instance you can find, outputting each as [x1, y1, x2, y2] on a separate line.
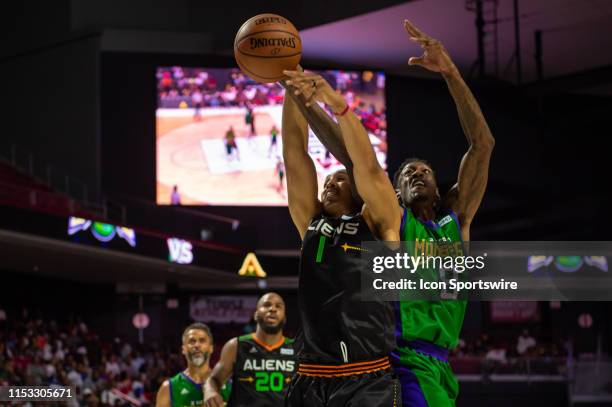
[283, 70, 346, 112]
[404, 19, 456, 75]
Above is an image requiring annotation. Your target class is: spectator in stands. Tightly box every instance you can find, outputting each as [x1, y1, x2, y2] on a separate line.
[170, 185, 181, 205]
[453, 337, 467, 356]
[485, 345, 507, 364]
[0, 314, 196, 406]
[221, 84, 238, 106]
[106, 355, 121, 377]
[84, 387, 101, 406]
[517, 329, 537, 356]
[156, 68, 388, 138]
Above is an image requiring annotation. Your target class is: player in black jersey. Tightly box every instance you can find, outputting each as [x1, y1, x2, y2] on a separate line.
[281, 71, 402, 406]
[204, 292, 296, 407]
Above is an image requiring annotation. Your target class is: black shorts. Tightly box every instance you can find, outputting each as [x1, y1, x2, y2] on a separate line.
[285, 361, 400, 407]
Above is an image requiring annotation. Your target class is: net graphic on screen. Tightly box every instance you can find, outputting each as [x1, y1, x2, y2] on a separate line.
[156, 66, 387, 206]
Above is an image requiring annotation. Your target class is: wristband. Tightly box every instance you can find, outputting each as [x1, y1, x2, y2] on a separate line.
[333, 104, 349, 116]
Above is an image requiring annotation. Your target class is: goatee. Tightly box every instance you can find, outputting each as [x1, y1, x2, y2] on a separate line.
[256, 315, 285, 335]
[189, 352, 209, 367]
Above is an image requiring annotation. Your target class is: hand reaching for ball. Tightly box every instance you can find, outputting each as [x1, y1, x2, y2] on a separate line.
[283, 70, 347, 113]
[404, 19, 456, 75]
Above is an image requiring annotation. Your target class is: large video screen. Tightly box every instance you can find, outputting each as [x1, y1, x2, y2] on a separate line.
[156, 66, 387, 206]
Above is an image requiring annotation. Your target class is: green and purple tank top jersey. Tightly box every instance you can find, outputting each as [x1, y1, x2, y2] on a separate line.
[396, 207, 467, 350]
[169, 372, 204, 407]
[168, 372, 231, 407]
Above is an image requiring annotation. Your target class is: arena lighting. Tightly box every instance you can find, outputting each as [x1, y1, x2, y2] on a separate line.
[238, 252, 267, 278]
[167, 237, 194, 264]
[67, 216, 136, 247]
[92, 222, 116, 242]
[527, 255, 608, 272]
[67, 217, 91, 235]
[116, 227, 136, 247]
[200, 228, 213, 241]
[132, 313, 150, 329]
[578, 313, 593, 328]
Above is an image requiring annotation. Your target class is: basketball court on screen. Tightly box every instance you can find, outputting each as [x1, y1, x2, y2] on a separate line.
[156, 66, 387, 206]
[156, 105, 339, 206]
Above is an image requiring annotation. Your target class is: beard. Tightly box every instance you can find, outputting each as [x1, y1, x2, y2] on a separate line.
[401, 185, 434, 207]
[255, 315, 285, 335]
[187, 351, 209, 367]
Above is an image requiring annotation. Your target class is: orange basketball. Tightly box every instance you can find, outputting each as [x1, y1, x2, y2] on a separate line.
[234, 14, 302, 83]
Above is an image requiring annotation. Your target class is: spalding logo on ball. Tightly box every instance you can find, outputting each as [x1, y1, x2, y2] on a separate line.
[234, 13, 302, 83]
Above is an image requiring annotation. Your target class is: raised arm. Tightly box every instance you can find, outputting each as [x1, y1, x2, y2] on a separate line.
[284, 71, 401, 241]
[280, 69, 363, 207]
[280, 79, 353, 171]
[204, 338, 237, 407]
[281, 83, 321, 239]
[404, 20, 495, 238]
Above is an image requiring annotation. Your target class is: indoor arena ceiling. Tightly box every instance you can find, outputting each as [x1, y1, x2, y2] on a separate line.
[299, 0, 612, 90]
[0, 0, 612, 94]
[5, 0, 612, 93]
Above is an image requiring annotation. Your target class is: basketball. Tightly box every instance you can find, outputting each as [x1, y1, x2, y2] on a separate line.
[234, 14, 301, 83]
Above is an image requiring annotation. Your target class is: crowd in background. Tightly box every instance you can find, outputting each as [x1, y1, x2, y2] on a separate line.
[157, 67, 284, 108]
[156, 67, 387, 140]
[0, 310, 576, 406]
[450, 330, 570, 375]
[1, 313, 186, 406]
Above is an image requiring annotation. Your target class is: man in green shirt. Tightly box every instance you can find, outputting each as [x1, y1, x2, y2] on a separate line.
[156, 323, 214, 407]
[391, 19, 494, 407]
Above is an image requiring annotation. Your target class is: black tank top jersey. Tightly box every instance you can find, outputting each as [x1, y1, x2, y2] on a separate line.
[297, 212, 395, 364]
[228, 334, 296, 407]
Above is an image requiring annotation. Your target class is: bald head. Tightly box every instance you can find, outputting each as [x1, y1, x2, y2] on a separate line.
[257, 292, 284, 308]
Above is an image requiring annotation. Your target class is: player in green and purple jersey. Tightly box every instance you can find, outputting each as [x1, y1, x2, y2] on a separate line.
[389, 20, 495, 407]
[156, 323, 214, 407]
